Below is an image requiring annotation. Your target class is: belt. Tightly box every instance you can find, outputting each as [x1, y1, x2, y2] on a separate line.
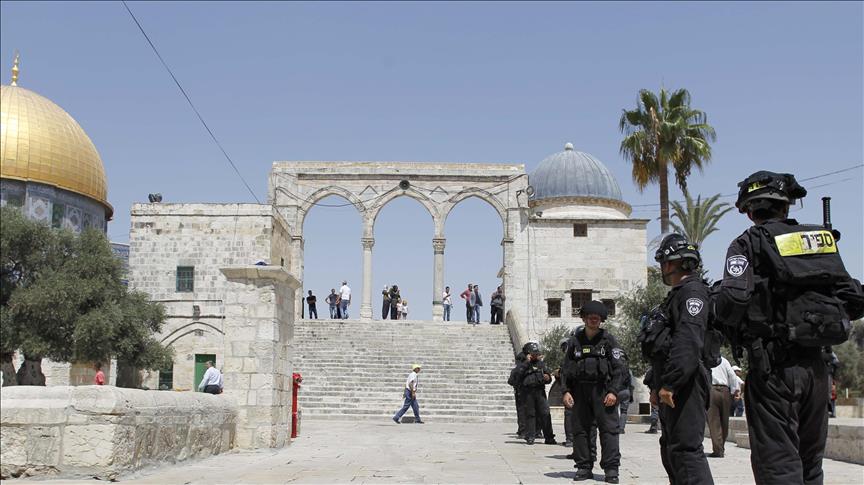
[712, 384, 729, 389]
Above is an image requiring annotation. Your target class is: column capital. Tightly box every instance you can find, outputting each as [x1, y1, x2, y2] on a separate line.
[432, 237, 446, 254]
[361, 237, 375, 250]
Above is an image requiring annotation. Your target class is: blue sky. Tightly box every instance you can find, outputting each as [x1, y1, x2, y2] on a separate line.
[2, 1, 861, 320]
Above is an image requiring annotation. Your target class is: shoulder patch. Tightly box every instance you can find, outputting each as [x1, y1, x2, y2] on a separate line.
[611, 348, 624, 360]
[726, 255, 749, 277]
[686, 298, 704, 317]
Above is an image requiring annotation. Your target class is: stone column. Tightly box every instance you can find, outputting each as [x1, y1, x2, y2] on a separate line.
[360, 237, 374, 320]
[432, 237, 446, 321]
[220, 265, 300, 449]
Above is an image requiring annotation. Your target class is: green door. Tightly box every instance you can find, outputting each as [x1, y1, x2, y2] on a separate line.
[194, 354, 216, 391]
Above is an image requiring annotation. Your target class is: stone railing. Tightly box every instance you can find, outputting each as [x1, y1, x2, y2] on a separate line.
[1, 386, 237, 480]
[505, 308, 527, 356]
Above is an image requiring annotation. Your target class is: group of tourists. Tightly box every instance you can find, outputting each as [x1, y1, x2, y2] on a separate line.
[382, 285, 410, 320]
[448, 283, 505, 324]
[305, 281, 352, 319]
[509, 170, 864, 484]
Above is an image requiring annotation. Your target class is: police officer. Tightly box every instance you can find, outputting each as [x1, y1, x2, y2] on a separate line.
[515, 342, 556, 445]
[562, 301, 626, 483]
[508, 352, 528, 438]
[647, 234, 714, 485]
[714, 171, 864, 484]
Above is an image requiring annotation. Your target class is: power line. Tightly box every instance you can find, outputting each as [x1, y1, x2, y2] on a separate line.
[629, 163, 862, 208]
[121, 1, 261, 204]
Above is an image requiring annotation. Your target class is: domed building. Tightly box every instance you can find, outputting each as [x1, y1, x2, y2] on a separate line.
[522, 143, 647, 330]
[1, 56, 113, 232]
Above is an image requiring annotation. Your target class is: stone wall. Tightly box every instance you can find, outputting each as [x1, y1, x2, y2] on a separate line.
[0, 386, 236, 479]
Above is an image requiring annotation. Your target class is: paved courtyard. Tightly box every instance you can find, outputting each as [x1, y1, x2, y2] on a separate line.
[15, 419, 863, 485]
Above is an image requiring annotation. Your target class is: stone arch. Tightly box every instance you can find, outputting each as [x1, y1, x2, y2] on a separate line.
[287, 186, 367, 230]
[367, 187, 441, 234]
[440, 188, 508, 237]
[160, 321, 224, 347]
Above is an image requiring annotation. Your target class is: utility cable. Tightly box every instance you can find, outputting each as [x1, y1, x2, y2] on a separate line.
[121, 1, 261, 204]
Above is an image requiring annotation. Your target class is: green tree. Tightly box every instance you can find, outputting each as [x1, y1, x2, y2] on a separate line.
[619, 88, 717, 233]
[0, 207, 172, 386]
[614, 267, 668, 376]
[539, 323, 572, 372]
[833, 320, 864, 397]
[670, 193, 734, 248]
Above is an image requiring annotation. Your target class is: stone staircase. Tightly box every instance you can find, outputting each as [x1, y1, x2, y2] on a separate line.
[292, 319, 518, 422]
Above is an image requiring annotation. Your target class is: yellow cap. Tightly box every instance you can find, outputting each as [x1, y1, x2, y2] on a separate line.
[412, 364, 421, 370]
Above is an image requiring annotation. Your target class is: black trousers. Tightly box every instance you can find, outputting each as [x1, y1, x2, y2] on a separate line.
[203, 384, 221, 395]
[746, 357, 829, 485]
[565, 406, 597, 461]
[466, 304, 474, 322]
[308, 304, 317, 319]
[523, 387, 554, 441]
[658, 366, 714, 485]
[390, 304, 398, 320]
[570, 383, 620, 472]
[515, 390, 527, 435]
[490, 305, 504, 324]
[382, 301, 390, 320]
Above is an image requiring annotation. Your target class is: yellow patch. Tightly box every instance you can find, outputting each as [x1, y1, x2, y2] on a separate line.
[775, 230, 838, 256]
[748, 182, 765, 193]
[582, 347, 592, 354]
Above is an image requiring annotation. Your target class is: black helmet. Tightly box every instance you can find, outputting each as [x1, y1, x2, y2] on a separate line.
[735, 171, 807, 213]
[522, 342, 541, 355]
[654, 233, 701, 271]
[579, 300, 608, 321]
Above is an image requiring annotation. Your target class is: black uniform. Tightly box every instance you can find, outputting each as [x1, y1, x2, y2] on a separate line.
[647, 276, 714, 485]
[715, 218, 864, 485]
[508, 358, 528, 437]
[562, 327, 626, 476]
[514, 357, 555, 443]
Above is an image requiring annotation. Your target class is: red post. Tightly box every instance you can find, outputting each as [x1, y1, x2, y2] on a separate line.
[292, 372, 302, 438]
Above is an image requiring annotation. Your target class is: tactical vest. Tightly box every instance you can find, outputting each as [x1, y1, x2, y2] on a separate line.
[569, 336, 612, 383]
[749, 220, 852, 347]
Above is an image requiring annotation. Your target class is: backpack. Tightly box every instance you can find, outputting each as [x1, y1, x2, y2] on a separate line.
[750, 221, 853, 347]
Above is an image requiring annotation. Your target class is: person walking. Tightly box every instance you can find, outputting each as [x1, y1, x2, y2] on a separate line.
[514, 342, 556, 445]
[714, 171, 864, 484]
[326, 289, 338, 319]
[562, 301, 626, 483]
[460, 284, 474, 323]
[644, 234, 714, 485]
[393, 364, 424, 424]
[306, 290, 318, 319]
[382, 285, 391, 320]
[400, 299, 409, 320]
[93, 362, 106, 386]
[197, 361, 222, 395]
[389, 285, 401, 320]
[339, 280, 351, 319]
[473, 285, 483, 324]
[490, 286, 505, 324]
[707, 356, 739, 458]
[442, 286, 452, 321]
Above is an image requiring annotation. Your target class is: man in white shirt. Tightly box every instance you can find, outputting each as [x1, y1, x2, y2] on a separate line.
[198, 361, 222, 395]
[708, 356, 740, 457]
[392, 364, 424, 424]
[339, 281, 351, 319]
[442, 286, 452, 321]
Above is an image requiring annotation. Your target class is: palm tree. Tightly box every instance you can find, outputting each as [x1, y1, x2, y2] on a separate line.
[619, 88, 717, 233]
[669, 193, 733, 248]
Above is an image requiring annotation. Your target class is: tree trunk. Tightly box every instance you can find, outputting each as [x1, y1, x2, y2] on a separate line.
[1, 351, 18, 386]
[16, 354, 45, 386]
[115, 362, 142, 388]
[659, 159, 670, 234]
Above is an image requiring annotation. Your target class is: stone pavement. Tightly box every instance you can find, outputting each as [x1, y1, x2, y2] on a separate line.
[12, 420, 864, 484]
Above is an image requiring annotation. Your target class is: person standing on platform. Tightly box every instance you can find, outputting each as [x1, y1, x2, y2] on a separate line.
[400, 299, 409, 320]
[389, 285, 401, 320]
[708, 356, 740, 458]
[490, 286, 505, 324]
[382, 285, 391, 320]
[306, 290, 318, 319]
[473, 285, 483, 324]
[443, 286, 452, 321]
[461, 283, 474, 323]
[326, 289, 338, 319]
[393, 364, 424, 424]
[338, 280, 351, 319]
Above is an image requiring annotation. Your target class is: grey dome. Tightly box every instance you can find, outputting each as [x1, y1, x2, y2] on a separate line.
[529, 143, 623, 202]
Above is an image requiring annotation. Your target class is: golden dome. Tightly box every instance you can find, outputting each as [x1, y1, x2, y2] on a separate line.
[1, 83, 112, 217]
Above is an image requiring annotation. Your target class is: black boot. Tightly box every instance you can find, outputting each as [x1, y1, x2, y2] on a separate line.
[573, 469, 592, 481]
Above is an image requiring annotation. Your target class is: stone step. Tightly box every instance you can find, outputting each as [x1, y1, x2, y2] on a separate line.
[298, 411, 517, 423]
[299, 406, 516, 417]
